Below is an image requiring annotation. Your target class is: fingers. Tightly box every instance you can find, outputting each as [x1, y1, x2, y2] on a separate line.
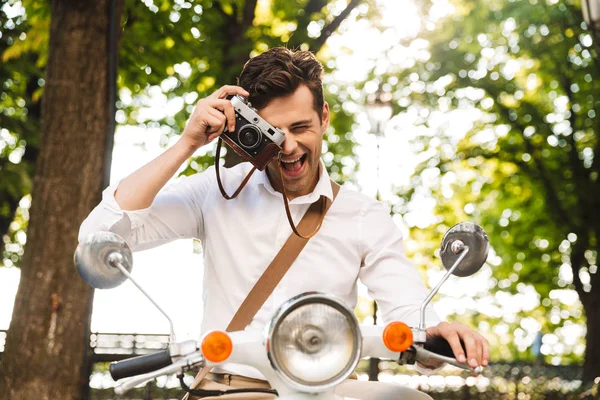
[481, 334, 490, 367]
[207, 99, 237, 132]
[467, 331, 489, 368]
[459, 329, 479, 368]
[187, 98, 235, 141]
[209, 85, 249, 100]
[206, 107, 227, 141]
[441, 325, 467, 364]
[427, 322, 489, 368]
[204, 111, 224, 136]
[182, 85, 248, 149]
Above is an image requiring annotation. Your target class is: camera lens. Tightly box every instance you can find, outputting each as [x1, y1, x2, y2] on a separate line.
[238, 124, 262, 150]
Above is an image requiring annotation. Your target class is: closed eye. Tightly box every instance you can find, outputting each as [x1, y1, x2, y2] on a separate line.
[292, 125, 310, 132]
[289, 119, 313, 132]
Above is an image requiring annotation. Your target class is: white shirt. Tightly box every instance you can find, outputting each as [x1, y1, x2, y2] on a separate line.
[79, 161, 440, 378]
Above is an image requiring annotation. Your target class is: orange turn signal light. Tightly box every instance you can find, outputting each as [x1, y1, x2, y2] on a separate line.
[382, 321, 413, 352]
[201, 331, 233, 363]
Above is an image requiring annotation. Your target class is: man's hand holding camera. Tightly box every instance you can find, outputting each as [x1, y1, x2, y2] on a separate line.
[181, 85, 250, 150]
[113, 85, 248, 211]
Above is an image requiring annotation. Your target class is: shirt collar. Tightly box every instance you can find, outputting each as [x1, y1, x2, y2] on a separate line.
[255, 159, 333, 204]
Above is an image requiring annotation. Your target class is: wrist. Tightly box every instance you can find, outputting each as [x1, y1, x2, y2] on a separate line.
[177, 135, 202, 155]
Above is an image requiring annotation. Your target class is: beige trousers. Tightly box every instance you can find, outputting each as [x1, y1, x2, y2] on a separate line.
[192, 373, 433, 400]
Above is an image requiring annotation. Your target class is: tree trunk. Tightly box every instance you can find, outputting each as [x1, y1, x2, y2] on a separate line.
[582, 292, 600, 385]
[0, 0, 122, 398]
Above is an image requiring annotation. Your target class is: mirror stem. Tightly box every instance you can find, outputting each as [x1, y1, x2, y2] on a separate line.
[109, 253, 177, 343]
[416, 246, 470, 341]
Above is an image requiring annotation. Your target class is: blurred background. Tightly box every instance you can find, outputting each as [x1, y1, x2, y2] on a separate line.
[1, 0, 600, 398]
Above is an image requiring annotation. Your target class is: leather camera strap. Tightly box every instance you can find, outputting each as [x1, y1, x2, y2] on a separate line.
[215, 141, 325, 239]
[275, 153, 326, 239]
[184, 179, 341, 399]
[215, 138, 256, 200]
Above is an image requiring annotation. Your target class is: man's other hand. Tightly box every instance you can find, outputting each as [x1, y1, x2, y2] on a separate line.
[426, 321, 490, 368]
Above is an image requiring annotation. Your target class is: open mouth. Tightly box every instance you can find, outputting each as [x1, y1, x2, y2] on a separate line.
[280, 154, 307, 173]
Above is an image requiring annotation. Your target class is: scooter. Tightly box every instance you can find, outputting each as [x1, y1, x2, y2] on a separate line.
[74, 222, 489, 399]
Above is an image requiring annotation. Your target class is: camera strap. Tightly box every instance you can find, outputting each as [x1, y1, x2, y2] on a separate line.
[275, 153, 328, 239]
[215, 139, 331, 239]
[184, 180, 340, 399]
[214, 138, 257, 199]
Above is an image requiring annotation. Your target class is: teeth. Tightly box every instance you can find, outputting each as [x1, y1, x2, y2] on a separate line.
[281, 155, 303, 163]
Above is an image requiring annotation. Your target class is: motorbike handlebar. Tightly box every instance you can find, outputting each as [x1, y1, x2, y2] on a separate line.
[424, 336, 462, 358]
[403, 336, 482, 374]
[110, 350, 173, 381]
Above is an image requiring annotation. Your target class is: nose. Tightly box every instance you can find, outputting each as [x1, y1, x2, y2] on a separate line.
[281, 131, 298, 155]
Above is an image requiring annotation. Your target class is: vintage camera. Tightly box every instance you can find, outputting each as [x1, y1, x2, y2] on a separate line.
[220, 95, 285, 171]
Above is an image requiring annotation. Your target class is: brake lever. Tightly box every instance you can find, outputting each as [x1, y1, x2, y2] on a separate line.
[114, 354, 205, 395]
[398, 346, 483, 375]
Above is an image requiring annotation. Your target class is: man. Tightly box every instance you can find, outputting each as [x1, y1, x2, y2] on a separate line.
[79, 47, 488, 399]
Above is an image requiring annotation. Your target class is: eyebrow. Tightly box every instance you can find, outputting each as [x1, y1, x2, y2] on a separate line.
[289, 119, 313, 128]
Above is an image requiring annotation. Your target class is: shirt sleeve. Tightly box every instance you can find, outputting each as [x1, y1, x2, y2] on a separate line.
[358, 200, 441, 329]
[78, 167, 214, 251]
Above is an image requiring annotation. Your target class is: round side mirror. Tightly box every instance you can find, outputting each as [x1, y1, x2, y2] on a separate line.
[74, 231, 133, 289]
[440, 222, 489, 277]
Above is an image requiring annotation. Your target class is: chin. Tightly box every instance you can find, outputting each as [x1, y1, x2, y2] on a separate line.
[287, 176, 316, 194]
[283, 181, 307, 194]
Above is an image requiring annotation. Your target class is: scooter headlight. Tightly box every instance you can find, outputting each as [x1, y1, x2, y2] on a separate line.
[266, 292, 362, 392]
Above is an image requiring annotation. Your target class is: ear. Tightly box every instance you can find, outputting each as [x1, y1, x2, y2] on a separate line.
[321, 102, 330, 134]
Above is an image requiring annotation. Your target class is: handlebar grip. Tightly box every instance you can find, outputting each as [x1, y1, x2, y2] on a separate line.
[424, 336, 464, 358]
[110, 350, 172, 381]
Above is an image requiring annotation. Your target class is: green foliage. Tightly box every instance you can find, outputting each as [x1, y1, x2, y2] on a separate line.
[373, 0, 598, 370]
[116, 0, 364, 183]
[1, 0, 367, 268]
[0, 0, 43, 267]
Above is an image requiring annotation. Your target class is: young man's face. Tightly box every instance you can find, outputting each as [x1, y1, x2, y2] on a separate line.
[258, 84, 330, 200]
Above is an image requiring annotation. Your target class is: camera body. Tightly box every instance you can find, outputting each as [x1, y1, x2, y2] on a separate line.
[221, 95, 285, 171]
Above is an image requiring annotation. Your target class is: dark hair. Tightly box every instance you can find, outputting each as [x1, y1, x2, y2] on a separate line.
[238, 47, 325, 121]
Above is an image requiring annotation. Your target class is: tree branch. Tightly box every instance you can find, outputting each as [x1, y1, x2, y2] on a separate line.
[305, 0, 328, 14]
[570, 235, 588, 302]
[220, 0, 257, 79]
[241, 0, 258, 30]
[286, 0, 327, 49]
[591, 257, 600, 291]
[0, 197, 20, 260]
[491, 100, 573, 230]
[558, 73, 593, 228]
[311, 0, 363, 52]
[560, 74, 589, 183]
[213, 1, 232, 21]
